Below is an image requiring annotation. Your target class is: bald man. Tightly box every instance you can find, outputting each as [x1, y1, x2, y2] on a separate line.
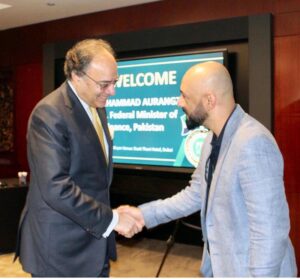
[118, 62, 297, 277]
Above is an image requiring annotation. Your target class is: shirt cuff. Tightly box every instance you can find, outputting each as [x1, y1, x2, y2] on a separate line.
[102, 209, 119, 238]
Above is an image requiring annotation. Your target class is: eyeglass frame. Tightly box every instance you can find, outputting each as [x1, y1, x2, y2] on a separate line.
[81, 71, 118, 90]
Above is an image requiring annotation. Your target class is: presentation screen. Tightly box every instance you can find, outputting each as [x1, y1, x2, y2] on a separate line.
[106, 50, 227, 171]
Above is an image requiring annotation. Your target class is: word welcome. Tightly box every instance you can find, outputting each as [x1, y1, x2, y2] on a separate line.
[116, 71, 177, 87]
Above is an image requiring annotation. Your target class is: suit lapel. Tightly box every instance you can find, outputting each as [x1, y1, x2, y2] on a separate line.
[205, 105, 246, 216]
[98, 107, 114, 186]
[200, 132, 213, 222]
[63, 82, 109, 167]
[97, 108, 113, 164]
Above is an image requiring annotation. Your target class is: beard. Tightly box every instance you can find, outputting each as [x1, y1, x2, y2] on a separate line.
[183, 106, 208, 130]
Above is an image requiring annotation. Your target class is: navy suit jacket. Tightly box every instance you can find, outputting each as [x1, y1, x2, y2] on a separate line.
[15, 82, 116, 276]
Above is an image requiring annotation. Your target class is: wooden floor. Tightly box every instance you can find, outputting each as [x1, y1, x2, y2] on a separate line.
[0, 238, 203, 277]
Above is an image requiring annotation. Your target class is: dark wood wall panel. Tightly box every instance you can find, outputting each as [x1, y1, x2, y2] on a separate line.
[274, 35, 300, 195]
[275, 0, 300, 13]
[274, 20, 300, 274]
[274, 34, 300, 271]
[14, 64, 42, 171]
[0, 0, 299, 272]
[41, 0, 277, 42]
[286, 192, 300, 269]
[275, 11, 300, 37]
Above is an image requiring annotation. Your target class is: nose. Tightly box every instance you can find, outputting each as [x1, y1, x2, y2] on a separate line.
[106, 84, 116, 96]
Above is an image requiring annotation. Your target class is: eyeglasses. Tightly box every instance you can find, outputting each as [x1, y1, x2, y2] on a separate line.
[81, 71, 118, 90]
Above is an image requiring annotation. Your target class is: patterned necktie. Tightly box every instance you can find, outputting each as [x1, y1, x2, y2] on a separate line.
[90, 106, 108, 163]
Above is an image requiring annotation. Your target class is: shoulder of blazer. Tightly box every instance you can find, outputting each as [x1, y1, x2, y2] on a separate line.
[35, 82, 87, 125]
[60, 81, 79, 110]
[37, 82, 75, 110]
[220, 104, 246, 149]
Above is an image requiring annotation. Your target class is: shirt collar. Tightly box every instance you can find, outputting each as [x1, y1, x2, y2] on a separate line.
[67, 80, 90, 112]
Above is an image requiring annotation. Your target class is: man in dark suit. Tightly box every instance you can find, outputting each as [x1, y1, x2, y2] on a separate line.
[15, 39, 143, 277]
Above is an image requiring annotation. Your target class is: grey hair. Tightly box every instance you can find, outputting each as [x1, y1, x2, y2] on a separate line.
[64, 38, 115, 79]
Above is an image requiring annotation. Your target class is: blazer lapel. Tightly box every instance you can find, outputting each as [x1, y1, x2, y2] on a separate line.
[63, 82, 108, 167]
[205, 105, 246, 216]
[97, 108, 113, 164]
[98, 107, 113, 185]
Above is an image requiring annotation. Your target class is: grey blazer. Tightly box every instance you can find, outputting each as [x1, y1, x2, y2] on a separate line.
[140, 105, 297, 277]
[15, 82, 116, 277]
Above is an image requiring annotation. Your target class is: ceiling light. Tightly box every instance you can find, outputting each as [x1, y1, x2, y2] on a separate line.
[0, 3, 11, 10]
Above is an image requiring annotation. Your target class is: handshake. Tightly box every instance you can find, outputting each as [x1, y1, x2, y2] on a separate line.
[114, 205, 145, 238]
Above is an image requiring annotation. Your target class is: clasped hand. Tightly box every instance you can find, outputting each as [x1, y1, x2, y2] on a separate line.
[114, 205, 145, 238]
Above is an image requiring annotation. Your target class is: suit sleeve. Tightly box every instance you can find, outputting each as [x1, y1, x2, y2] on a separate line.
[27, 103, 113, 239]
[139, 165, 203, 228]
[238, 134, 290, 277]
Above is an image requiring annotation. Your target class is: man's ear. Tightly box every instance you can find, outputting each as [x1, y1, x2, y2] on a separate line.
[70, 71, 76, 81]
[206, 92, 216, 111]
[71, 71, 81, 82]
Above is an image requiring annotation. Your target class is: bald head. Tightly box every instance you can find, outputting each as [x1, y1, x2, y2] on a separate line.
[182, 61, 233, 101]
[179, 61, 236, 135]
